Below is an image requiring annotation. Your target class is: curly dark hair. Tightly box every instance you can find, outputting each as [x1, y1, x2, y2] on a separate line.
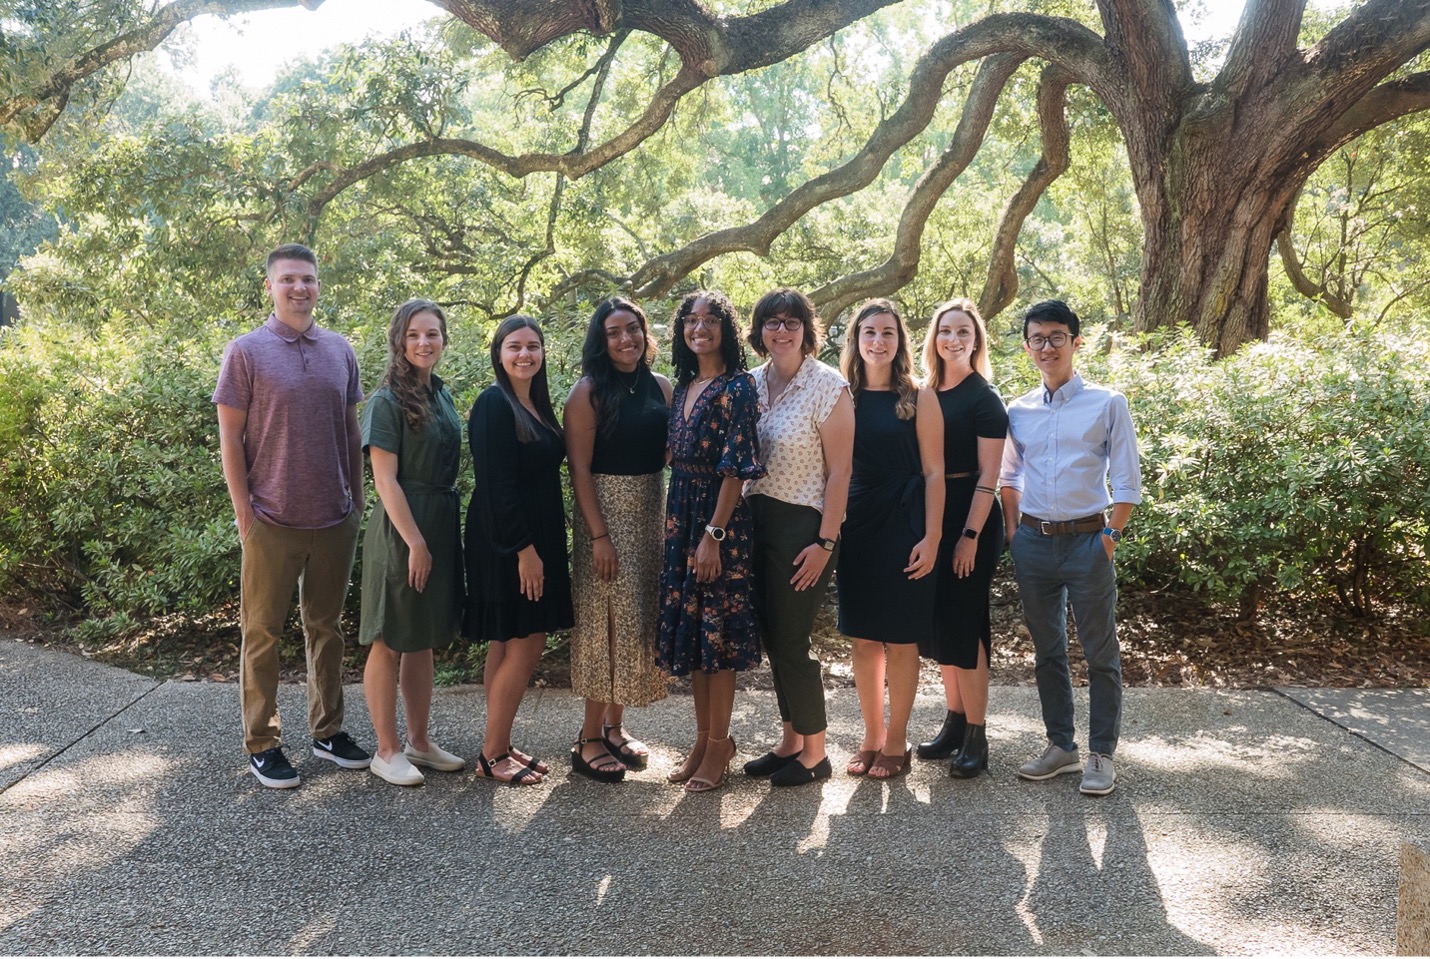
[378, 298, 448, 434]
[489, 315, 562, 443]
[581, 296, 657, 437]
[669, 290, 746, 386]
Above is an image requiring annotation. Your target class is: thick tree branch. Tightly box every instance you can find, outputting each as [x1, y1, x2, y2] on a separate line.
[1297, 0, 1430, 117]
[1218, 0, 1304, 99]
[434, 0, 900, 73]
[1313, 72, 1430, 157]
[610, 16, 1105, 301]
[1, 0, 313, 140]
[1276, 227, 1352, 319]
[1096, 0, 1192, 90]
[807, 54, 1025, 323]
[977, 66, 1073, 320]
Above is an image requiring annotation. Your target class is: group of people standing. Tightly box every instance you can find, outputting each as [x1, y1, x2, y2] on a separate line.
[215, 243, 1141, 799]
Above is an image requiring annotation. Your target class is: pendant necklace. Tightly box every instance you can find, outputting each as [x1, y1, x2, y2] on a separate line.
[615, 368, 640, 394]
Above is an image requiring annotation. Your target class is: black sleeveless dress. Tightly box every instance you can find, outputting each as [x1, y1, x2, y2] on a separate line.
[836, 390, 935, 644]
[921, 373, 1007, 667]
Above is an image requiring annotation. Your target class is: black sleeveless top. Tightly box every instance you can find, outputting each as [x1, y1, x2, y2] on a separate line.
[591, 367, 669, 476]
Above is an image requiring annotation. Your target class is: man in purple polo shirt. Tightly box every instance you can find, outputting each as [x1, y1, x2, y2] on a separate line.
[213, 243, 371, 788]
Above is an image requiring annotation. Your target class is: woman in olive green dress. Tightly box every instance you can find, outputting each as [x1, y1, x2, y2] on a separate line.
[359, 299, 466, 787]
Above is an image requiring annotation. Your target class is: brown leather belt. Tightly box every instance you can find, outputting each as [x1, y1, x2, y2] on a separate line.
[1020, 513, 1105, 535]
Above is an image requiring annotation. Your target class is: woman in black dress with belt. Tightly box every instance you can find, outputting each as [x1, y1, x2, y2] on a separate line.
[836, 299, 944, 779]
[916, 299, 1008, 778]
[465, 315, 574, 785]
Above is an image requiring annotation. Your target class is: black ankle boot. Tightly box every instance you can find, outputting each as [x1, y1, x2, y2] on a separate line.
[916, 710, 966, 760]
[949, 723, 988, 778]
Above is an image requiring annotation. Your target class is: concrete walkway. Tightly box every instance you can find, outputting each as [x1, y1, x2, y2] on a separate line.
[2, 637, 1427, 955]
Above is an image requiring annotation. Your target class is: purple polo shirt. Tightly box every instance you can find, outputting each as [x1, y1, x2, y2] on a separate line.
[212, 314, 364, 529]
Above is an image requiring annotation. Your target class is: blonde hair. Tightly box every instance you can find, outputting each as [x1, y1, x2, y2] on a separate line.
[921, 298, 992, 386]
[840, 299, 918, 420]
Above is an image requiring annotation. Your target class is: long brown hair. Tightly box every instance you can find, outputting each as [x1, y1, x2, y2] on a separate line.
[378, 298, 447, 434]
[921, 298, 993, 386]
[490, 315, 562, 443]
[840, 298, 918, 420]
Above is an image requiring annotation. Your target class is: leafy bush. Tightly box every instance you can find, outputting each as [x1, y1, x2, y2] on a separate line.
[1081, 327, 1430, 619]
[0, 322, 235, 635]
[2, 310, 1426, 646]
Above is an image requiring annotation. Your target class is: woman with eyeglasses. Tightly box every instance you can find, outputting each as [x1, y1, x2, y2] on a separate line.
[741, 288, 854, 788]
[656, 291, 765, 793]
[836, 299, 944, 780]
[564, 297, 673, 783]
[915, 299, 1008, 778]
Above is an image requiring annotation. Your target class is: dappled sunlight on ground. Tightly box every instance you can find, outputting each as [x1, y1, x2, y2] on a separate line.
[1122, 731, 1323, 779]
[0, 742, 45, 773]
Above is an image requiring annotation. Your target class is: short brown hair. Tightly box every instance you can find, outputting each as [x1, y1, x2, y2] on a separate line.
[747, 288, 823, 357]
[266, 243, 317, 274]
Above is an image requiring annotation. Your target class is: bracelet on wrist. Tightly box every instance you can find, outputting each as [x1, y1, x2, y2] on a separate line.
[590, 532, 610, 541]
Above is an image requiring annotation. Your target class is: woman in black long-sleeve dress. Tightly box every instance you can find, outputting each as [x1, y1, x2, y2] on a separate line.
[465, 315, 573, 785]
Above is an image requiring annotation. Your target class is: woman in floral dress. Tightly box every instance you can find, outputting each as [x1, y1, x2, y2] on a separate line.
[656, 290, 765, 793]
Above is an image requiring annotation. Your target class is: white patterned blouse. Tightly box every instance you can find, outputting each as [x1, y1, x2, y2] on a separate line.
[745, 355, 849, 512]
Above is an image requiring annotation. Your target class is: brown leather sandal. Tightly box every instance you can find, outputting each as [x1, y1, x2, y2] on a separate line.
[846, 749, 878, 776]
[868, 745, 912, 780]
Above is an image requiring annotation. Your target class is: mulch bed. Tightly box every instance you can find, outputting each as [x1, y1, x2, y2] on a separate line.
[5, 566, 1427, 689]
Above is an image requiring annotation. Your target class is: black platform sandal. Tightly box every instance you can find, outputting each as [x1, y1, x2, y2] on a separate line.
[572, 737, 627, 783]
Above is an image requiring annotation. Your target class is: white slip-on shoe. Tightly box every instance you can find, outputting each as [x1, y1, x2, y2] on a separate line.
[405, 741, 465, 772]
[371, 751, 425, 787]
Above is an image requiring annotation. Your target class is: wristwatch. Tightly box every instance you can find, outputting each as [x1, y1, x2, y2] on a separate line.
[705, 524, 726, 542]
[816, 536, 837, 552]
[962, 527, 979, 541]
[1102, 527, 1123, 544]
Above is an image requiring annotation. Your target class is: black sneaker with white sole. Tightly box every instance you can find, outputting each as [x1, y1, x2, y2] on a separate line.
[312, 731, 371, 769]
[250, 746, 301, 789]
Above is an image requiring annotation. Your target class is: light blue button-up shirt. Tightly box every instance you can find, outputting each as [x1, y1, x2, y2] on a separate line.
[998, 373, 1142, 521]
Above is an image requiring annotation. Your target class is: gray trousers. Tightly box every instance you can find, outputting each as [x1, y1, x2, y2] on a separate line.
[1009, 525, 1123, 756]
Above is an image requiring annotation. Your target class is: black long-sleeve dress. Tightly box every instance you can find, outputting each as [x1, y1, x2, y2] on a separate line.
[463, 385, 574, 642]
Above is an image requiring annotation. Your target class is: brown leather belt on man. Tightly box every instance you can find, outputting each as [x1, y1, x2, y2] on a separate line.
[1019, 512, 1106, 535]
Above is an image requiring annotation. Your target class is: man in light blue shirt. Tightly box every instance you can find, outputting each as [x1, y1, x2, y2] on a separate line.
[998, 300, 1142, 796]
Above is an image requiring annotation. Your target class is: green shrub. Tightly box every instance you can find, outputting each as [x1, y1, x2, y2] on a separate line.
[3, 309, 1426, 645]
[1089, 327, 1430, 618]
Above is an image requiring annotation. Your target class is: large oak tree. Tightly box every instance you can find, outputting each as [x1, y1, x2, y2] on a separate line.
[5, 0, 1430, 354]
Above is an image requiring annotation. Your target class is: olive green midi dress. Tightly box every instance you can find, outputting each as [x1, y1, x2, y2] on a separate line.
[359, 378, 464, 652]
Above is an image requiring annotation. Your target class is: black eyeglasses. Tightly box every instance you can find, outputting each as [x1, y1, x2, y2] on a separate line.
[763, 318, 804, 332]
[1025, 332, 1071, 349]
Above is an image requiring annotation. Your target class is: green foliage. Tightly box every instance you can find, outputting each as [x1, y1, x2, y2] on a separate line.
[1076, 327, 1430, 618]
[0, 320, 233, 631]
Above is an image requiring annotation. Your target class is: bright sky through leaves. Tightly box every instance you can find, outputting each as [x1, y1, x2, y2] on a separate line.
[167, 0, 1260, 95]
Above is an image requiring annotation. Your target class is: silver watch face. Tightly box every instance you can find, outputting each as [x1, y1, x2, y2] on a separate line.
[707, 525, 726, 541]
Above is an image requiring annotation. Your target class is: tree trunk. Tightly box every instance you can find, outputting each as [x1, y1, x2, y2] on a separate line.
[1135, 174, 1296, 358]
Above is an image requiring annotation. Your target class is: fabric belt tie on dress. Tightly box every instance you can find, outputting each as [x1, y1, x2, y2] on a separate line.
[1020, 512, 1106, 535]
[944, 470, 978, 479]
[399, 481, 459, 496]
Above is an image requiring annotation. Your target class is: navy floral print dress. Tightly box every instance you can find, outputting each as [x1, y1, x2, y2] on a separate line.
[656, 371, 766, 676]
